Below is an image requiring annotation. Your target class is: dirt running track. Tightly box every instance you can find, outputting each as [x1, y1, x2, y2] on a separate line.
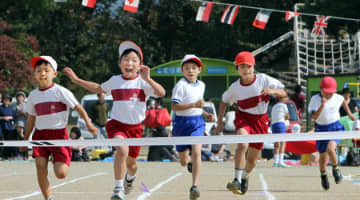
[0, 161, 360, 200]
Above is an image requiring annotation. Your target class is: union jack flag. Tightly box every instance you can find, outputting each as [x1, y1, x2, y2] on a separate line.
[311, 15, 330, 35]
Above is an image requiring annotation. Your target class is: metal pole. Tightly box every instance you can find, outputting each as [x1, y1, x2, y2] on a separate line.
[295, 4, 301, 84]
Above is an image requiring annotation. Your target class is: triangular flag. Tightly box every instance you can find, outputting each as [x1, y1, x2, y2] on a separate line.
[124, 0, 139, 13]
[220, 5, 240, 25]
[252, 10, 272, 29]
[311, 15, 330, 35]
[285, 11, 300, 22]
[196, 2, 214, 22]
[82, 0, 96, 8]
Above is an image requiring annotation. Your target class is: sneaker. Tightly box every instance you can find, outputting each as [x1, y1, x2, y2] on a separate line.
[240, 178, 249, 194]
[124, 173, 136, 195]
[272, 163, 278, 167]
[321, 174, 330, 190]
[333, 168, 343, 184]
[187, 162, 192, 173]
[110, 191, 125, 200]
[189, 185, 200, 200]
[226, 178, 242, 195]
[278, 162, 290, 168]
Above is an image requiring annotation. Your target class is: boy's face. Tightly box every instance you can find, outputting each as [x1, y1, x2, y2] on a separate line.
[236, 64, 254, 79]
[2, 98, 10, 106]
[16, 95, 24, 103]
[34, 63, 57, 88]
[70, 132, 77, 139]
[321, 89, 334, 99]
[181, 62, 201, 83]
[118, 51, 141, 79]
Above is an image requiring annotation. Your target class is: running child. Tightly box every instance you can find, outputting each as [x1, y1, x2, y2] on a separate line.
[21, 56, 97, 200]
[271, 94, 290, 168]
[171, 55, 214, 200]
[308, 76, 353, 190]
[64, 41, 165, 200]
[215, 51, 286, 195]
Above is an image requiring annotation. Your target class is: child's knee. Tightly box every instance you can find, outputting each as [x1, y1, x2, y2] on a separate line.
[36, 167, 48, 176]
[55, 171, 67, 179]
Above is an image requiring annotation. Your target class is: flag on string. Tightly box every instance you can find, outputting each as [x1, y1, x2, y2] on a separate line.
[252, 10, 272, 29]
[124, 0, 139, 13]
[82, 0, 96, 8]
[311, 15, 330, 35]
[285, 11, 300, 22]
[196, 2, 214, 22]
[220, 5, 240, 25]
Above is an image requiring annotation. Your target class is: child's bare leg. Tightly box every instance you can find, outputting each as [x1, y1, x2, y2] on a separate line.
[191, 144, 202, 186]
[126, 156, 138, 177]
[53, 162, 69, 179]
[235, 128, 249, 169]
[319, 152, 328, 171]
[178, 149, 190, 167]
[245, 147, 261, 173]
[326, 141, 338, 166]
[114, 145, 129, 180]
[35, 157, 51, 199]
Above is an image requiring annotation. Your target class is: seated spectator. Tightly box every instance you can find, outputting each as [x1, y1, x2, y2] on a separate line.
[70, 127, 89, 161]
[14, 91, 27, 131]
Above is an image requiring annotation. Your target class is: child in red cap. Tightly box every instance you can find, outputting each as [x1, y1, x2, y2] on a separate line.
[308, 76, 353, 190]
[64, 41, 165, 200]
[216, 51, 286, 195]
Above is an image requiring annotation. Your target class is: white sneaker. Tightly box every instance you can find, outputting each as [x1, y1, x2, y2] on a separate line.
[278, 162, 290, 168]
[124, 173, 136, 194]
[110, 191, 125, 200]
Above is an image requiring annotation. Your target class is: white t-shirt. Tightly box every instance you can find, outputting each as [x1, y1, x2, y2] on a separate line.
[271, 102, 289, 123]
[308, 93, 344, 125]
[222, 73, 284, 115]
[101, 75, 155, 124]
[26, 84, 79, 130]
[171, 78, 205, 116]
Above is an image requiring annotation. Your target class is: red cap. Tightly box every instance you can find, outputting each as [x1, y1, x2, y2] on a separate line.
[320, 76, 337, 93]
[181, 54, 202, 67]
[235, 51, 255, 66]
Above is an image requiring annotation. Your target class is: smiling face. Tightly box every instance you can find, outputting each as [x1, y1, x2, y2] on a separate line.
[118, 50, 141, 79]
[181, 62, 201, 83]
[236, 63, 255, 83]
[34, 62, 57, 89]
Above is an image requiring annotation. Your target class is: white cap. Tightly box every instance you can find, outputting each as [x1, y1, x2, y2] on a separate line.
[30, 56, 58, 71]
[118, 40, 143, 63]
[181, 54, 202, 67]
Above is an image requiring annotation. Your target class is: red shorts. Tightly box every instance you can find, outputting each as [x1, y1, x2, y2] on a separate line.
[106, 119, 143, 158]
[234, 111, 269, 150]
[32, 128, 72, 166]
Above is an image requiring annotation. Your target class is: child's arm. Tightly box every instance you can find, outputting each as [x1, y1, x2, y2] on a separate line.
[63, 67, 105, 94]
[262, 88, 287, 97]
[172, 99, 204, 111]
[311, 97, 326, 120]
[140, 65, 166, 97]
[202, 110, 215, 122]
[74, 104, 98, 135]
[19, 115, 36, 152]
[215, 101, 228, 135]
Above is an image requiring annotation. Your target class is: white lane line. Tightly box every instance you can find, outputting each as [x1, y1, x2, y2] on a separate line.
[1, 172, 107, 200]
[258, 172, 276, 200]
[136, 172, 183, 200]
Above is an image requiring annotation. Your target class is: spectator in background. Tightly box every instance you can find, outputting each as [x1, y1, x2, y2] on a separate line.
[70, 127, 89, 161]
[0, 94, 16, 159]
[90, 93, 109, 139]
[14, 91, 27, 130]
[290, 85, 305, 119]
[15, 120, 28, 160]
[340, 88, 358, 118]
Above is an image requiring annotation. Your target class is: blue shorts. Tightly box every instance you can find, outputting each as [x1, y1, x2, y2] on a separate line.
[172, 115, 205, 152]
[271, 122, 286, 134]
[315, 121, 344, 153]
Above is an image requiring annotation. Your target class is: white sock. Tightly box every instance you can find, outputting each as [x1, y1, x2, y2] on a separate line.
[274, 154, 280, 164]
[241, 170, 250, 179]
[115, 179, 124, 189]
[235, 168, 243, 180]
[126, 173, 136, 181]
[280, 154, 285, 163]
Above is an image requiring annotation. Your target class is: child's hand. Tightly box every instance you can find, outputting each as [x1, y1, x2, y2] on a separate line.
[261, 88, 273, 95]
[19, 146, 28, 152]
[139, 65, 151, 81]
[193, 99, 205, 108]
[215, 122, 223, 136]
[63, 67, 79, 81]
[321, 96, 327, 105]
[87, 123, 98, 136]
[205, 113, 215, 122]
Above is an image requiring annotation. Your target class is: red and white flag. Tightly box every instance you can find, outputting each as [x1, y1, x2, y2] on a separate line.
[82, 0, 97, 8]
[124, 0, 139, 13]
[311, 15, 330, 35]
[220, 5, 240, 25]
[252, 10, 272, 29]
[196, 2, 214, 22]
[285, 11, 300, 22]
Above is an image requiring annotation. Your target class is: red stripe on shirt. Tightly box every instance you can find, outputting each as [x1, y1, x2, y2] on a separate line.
[111, 89, 146, 102]
[34, 102, 67, 116]
[237, 94, 270, 110]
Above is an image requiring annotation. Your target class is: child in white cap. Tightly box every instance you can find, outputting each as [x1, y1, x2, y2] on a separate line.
[64, 41, 165, 200]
